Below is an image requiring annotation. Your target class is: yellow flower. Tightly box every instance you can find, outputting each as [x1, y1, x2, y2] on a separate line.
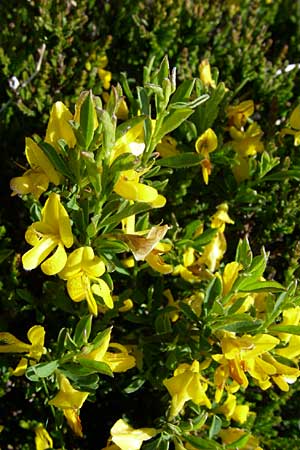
[198, 203, 234, 272]
[198, 59, 216, 88]
[10, 137, 61, 200]
[232, 155, 251, 183]
[45, 101, 76, 150]
[34, 424, 53, 450]
[0, 325, 45, 376]
[59, 246, 112, 316]
[280, 104, 300, 145]
[156, 135, 179, 157]
[213, 333, 281, 398]
[222, 261, 243, 296]
[110, 121, 145, 164]
[195, 128, 218, 184]
[163, 360, 211, 418]
[114, 169, 166, 207]
[78, 327, 136, 373]
[229, 122, 264, 158]
[217, 393, 249, 424]
[262, 353, 300, 391]
[227, 100, 254, 129]
[49, 375, 89, 437]
[102, 419, 157, 450]
[276, 334, 300, 360]
[98, 68, 112, 90]
[275, 306, 300, 343]
[22, 193, 73, 275]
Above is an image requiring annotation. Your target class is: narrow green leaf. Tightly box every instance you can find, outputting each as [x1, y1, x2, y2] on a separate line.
[209, 415, 222, 439]
[155, 108, 194, 142]
[26, 360, 58, 381]
[74, 315, 93, 347]
[80, 90, 95, 149]
[77, 358, 113, 377]
[235, 237, 252, 268]
[170, 79, 195, 104]
[203, 276, 222, 315]
[157, 152, 202, 168]
[183, 434, 222, 449]
[268, 325, 300, 335]
[235, 278, 285, 293]
[39, 141, 74, 180]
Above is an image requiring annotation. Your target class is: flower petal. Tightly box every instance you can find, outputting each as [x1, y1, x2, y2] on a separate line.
[41, 243, 68, 275]
[22, 237, 57, 271]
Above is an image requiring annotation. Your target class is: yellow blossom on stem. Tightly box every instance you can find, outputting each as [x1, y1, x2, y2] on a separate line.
[110, 121, 146, 164]
[195, 128, 218, 184]
[22, 193, 73, 275]
[163, 360, 212, 418]
[276, 334, 300, 360]
[262, 353, 300, 391]
[114, 169, 166, 207]
[217, 393, 249, 424]
[78, 327, 136, 373]
[229, 122, 264, 158]
[198, 203, 234, 272]
[227, 100, 254, 129]
[49, 375, 89, 437]
[59, 246, 112, 316]
[34, 424, 53, 450]
[156, 135, 179, 157]
[213, 333, 282, 399]
[275, 306, 300, 343]
[102, 419, 157, 450]
[280, 104, 300, 145]
[45, 101, 76, 151]
[10, 137, 61, 199]
[199, 59, 216, 88]
[0, 325, 45, 376]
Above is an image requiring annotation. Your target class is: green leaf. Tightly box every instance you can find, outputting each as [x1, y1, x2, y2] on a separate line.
[155, 313, 172, 334]
[77, 358, 113, 377]
[209, 415, 222, 439]
[193, 228, 218, 250]
[98, 109, 115, 155]
[0, 248, 13, 264]
[155, 108, 194, 142]
[222, 319, 263, 333]
[203, 276, 222, 315]
[123, 376, 146, 394]
[26, 360, 58, 381]
[110, 152, 136, 173]
[99, 202, 153, 228]
[170, 79, 195, 104]
[80, 90, 95, 149]
[157, 152, 202, 168]
[226, 433, 251, 449]
[183, 434, 222, 449]
[268, 325, 300, 335]
[235, 237, 252, 268]
[180, 302, 200, 323]
[39, 141, 74, 180]
[73, 315, 93, 347]
[234, 278, 285, 293]
[245, 252, 267, 279]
